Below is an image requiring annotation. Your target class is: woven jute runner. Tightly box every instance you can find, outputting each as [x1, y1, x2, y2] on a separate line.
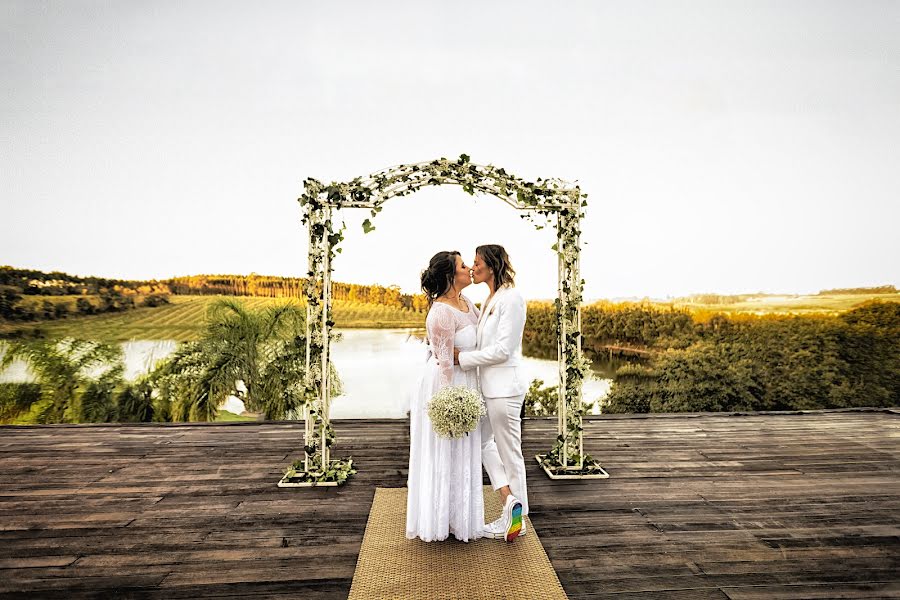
[348, 485, 568, 599]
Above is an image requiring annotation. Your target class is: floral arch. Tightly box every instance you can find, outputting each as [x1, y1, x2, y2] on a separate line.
[279, 155, 608, 487]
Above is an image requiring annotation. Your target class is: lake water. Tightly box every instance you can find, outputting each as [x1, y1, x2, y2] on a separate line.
[1, 330, 613, 418]
[0, 340, 179, 383]
[329, 329, 612, 418]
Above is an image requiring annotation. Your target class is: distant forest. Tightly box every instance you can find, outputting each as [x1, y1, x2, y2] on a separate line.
[0, 266, 428, 322]
[168, 275, 429, 310]
[817, 285, 897, 295]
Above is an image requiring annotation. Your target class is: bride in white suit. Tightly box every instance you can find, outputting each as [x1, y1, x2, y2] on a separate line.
[454, 244, 529, 542]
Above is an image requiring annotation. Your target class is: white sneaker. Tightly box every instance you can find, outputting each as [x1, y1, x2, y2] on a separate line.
[485, 517, 528, 538]
[483, 517, 505, 539]
[483, 500, 529, 540]
[502, 495, 524, 542]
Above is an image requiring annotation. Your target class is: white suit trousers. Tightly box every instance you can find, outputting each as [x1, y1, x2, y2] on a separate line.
[480, 392, 529, 515]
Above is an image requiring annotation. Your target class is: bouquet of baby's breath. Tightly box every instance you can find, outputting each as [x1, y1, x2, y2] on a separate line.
[427, 386, 486, 439]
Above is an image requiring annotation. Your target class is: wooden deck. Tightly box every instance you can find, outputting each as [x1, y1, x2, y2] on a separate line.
[1, 410, 898, 599]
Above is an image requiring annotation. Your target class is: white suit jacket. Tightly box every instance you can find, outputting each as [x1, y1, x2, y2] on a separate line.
[458, 286, 527, 398]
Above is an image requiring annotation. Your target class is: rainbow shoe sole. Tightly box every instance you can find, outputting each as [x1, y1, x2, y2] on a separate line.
[505, 502, 523, 542]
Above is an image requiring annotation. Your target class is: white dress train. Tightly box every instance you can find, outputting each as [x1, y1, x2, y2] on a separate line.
[406, 297, 485, 542]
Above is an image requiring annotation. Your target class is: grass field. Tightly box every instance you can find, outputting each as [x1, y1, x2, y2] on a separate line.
[0, 295, 427, 343]
[666, 292, 900, 317]
[215, 410, 257, 422]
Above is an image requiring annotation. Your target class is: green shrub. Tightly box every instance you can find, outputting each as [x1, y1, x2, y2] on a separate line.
[0, 382, 41, 422]
[115, 381, 155, 422]
[523, 378, 596, 417]
[524, 379, 558, 416]
[78, 380, 117, 423]
[142, 294, 171, 308]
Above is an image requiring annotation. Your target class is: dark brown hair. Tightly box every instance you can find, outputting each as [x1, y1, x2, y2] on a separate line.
[476, 244, 515, 289]
[420, 251, 461, 306]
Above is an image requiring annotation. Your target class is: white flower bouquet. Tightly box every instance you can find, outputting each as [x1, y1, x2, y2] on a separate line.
[427, 386, 486, 439]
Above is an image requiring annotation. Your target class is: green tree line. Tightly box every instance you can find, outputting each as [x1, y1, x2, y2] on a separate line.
[602, 301, 899, 413]
[165, 275, 430, 310]
[817, 285, 897, 295]
[0, 266, 167, 296]
[0, 287, 170, 324]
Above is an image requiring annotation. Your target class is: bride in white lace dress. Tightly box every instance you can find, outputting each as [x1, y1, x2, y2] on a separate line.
[406, 251, 485, 542]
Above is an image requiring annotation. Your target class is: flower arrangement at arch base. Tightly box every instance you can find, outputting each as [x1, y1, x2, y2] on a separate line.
[278, 399, 358, 488]
[278, 455, 357, 488]
[536, 444, 609, 480]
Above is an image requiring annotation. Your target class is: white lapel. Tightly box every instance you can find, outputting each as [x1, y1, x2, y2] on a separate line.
[476, 287, 506, 346]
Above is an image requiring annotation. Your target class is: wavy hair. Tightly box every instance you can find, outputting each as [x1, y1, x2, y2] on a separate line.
[476, 244, 515, 289]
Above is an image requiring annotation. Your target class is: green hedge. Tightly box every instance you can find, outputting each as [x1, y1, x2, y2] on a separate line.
[0, 382, 41, 422]
[604, 301, 899, 413]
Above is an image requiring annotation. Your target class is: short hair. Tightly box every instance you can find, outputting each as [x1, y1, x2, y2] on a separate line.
[476, 244, 515, 289]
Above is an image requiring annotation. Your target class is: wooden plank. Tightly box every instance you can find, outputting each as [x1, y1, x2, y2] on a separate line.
[721, 581, 900, 599]
[0, 411, 897, 598]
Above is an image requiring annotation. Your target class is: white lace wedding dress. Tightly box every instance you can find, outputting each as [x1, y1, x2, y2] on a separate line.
[406, 296, 485, 542]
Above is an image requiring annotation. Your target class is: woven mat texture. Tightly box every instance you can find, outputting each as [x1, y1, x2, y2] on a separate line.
[348, 485, 568, 599]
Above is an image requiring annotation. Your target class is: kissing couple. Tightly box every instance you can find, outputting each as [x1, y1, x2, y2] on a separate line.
[406, 244, 529, 543]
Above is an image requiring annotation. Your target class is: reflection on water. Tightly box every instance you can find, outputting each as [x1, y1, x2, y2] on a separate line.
[0, 340, 178, 383]
[122, 340, 178, 380]
[1, 331, 618, 419]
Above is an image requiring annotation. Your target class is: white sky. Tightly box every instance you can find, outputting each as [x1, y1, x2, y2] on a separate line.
[2, 1, 898, 303]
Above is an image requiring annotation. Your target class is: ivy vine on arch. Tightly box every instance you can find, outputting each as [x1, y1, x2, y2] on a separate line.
[279, 154, 608, 487]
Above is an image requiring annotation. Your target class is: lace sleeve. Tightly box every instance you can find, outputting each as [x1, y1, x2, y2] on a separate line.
[426, 304, 455, 389]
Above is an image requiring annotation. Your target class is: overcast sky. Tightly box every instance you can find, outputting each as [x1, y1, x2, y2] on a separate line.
[2, 1, 898, 302]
